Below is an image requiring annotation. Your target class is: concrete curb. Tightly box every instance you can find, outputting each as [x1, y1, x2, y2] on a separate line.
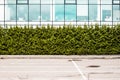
[0, 55, 120, 59]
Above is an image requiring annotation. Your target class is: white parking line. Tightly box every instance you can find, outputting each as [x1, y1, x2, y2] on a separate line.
[72, 60, 87, 80]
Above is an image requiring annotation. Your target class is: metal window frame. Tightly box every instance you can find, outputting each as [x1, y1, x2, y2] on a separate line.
[64, 0, 77, 5]
[17, 0, 29, 5]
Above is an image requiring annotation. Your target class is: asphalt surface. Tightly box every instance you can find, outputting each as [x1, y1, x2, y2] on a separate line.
[0, 57, 120, 80]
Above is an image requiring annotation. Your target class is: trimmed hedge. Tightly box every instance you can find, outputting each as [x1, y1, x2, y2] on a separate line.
[0, 24, 120, 55]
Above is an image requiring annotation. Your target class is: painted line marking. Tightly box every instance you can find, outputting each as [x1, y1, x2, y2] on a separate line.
[72, 59, 87, 80]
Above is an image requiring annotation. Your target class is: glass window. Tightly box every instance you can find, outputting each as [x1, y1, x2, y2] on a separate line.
[29, 0, 40, 4]
[5, 5, 16, 21]
[6, 0, 16, 4]
[53, 0, 64, 4]
[29, 5, 40, 21]
[77, 0, 88, 4]
[101, 5, 112, 21]
[77, 5, 88, 21]
[54, 5, 64, 21]
[0, 0, 4, 4]
[65, 5, 76, 21]
[113, 5, 120, 21]
[17, 0, 28, 4]
[113, 0, 120, 4]
[0, 5, 4, 21]
[65, 0, 77, 4]
[89, 5, 100, 21]
[41, 0, 52, 4]
[89, 0, 99, 4]
[101, 0, 112, 4]
[17, 5, 28, 21]
[41, 5, 51, 21]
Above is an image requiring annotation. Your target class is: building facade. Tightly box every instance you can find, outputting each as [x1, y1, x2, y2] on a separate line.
[0, 0, 120, 26]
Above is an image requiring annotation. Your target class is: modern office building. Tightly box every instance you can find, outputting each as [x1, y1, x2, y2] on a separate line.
[0, 0, 120, 26]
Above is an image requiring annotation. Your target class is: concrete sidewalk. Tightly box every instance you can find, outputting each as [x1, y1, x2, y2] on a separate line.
[0, 55, 120, 59]
[0, 58, 120, 80]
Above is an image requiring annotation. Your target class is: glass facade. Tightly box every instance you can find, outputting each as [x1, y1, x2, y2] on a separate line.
[0, 0, 120, 26]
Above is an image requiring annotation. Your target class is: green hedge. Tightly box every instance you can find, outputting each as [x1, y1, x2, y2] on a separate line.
[0, 24, 120, 55]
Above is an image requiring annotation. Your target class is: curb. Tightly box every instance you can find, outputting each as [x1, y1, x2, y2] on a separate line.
[0, 55, 120, 59]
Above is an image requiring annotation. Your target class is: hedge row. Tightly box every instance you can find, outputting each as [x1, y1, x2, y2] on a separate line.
[0, 24, 120, 55]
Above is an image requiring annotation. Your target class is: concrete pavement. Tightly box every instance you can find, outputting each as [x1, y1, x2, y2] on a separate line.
[0, 56, 120, 80]
[0, 55, 120, 59]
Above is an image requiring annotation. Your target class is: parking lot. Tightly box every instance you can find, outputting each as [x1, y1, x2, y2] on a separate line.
[0, 56, 120, 80]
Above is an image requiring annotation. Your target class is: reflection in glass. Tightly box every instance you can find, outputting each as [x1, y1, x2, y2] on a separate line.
[29, 0, 40, 4]
[17, 5, 28, 21]
[0, 0, 119, 26]
[113, 5, 120, 21]
[77, 5, 88, 21]
[0, 5, 4, 21]
[55, 5, 64, 21]
[65, 5, 76, 21]
[6, 0, 16, 4]
[29, 5, 40, 21]
[17, 0, 28, 4]
[41, 0, 52, 4]
[113, 0, 120, 4]
[89, 0, 98, 4]
[89, 5, 100, 21]
[65, 0, 76, 4]
[5, 5, 16, 21]
[101, 0, 112, 4]
[101, 5, 112, 21]
[77, 0, 88, 4]
[54, 0, 64, 4]
[41, 5, 51, 21]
